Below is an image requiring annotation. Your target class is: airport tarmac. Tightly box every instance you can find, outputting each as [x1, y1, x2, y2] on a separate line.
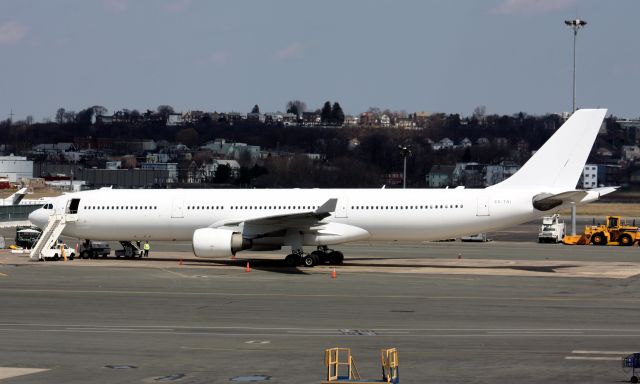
[2, 240, 640, 383]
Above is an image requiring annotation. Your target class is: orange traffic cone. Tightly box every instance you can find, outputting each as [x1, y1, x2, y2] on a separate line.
[331, 268, 337, 279]
[245, 262, 251, 272]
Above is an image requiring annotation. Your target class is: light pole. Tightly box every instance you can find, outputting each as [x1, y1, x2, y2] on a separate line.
[565, 18, 587, 236]
[565, 18, 587, 113]
[398, 145, 412, 189]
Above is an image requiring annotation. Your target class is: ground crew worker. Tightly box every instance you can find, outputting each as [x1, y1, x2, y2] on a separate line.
[143, 241, 150, 257]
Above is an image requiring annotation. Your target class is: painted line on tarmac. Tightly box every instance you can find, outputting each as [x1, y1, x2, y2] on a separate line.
[572, 350, 635, 355]
[4, 287, 640, 303]
[488, 331, 584, 334]
[564, 356, 621, 361]
[0, 367, 49, 380]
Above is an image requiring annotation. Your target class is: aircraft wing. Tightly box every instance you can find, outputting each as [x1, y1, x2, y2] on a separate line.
[533, 187, 619, 211]
[209, 198, 339, 238]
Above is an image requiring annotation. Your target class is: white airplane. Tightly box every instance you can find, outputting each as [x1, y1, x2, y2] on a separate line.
[1, 187, 28, 205]
[29, 109, 614, 267]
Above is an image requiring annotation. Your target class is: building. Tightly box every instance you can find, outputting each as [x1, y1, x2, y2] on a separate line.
[0, 155, 33, 182]
[141, 163, 178, 183]
[83, 169, 171, 188]
[622, 145, 640, 161]
[426, 165, 455, 188]
[452, 162, 485, 188]
[166, 114, 184, 126]
[485, 162, 520, 186]
[582, 164, 598, 188]
[432, 138, 454, 151]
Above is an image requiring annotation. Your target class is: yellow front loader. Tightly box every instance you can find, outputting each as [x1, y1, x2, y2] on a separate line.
[563, 216, 640, 246]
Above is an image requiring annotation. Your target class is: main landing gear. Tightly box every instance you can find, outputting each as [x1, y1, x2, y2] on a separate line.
[284, 246, 344, 268]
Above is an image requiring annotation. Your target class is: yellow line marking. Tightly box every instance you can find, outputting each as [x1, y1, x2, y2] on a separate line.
[0, 272, 7, 277]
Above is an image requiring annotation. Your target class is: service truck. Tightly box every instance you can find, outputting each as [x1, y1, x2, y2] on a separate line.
[79, 240, 111, 259]
[538, 214, 565, 243]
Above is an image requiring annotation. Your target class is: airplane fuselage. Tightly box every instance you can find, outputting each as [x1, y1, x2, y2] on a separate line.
[34, 187, 543, 243]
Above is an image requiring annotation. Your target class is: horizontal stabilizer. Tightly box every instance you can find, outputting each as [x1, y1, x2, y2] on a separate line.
[533, 186, 618, 211]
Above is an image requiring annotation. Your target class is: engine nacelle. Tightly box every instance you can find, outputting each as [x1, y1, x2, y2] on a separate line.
[192, 228, 250, 258]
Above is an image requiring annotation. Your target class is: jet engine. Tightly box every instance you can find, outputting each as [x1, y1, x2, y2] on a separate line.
[192, 228, 251, 258]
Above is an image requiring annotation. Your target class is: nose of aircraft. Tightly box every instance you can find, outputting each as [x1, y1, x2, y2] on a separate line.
[28, 208, 48, 228]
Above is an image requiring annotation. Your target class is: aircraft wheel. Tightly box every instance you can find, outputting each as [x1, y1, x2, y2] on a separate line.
[311, 250, 329, 264]
[631, 375, 638, 383]
[303, 254, 318, 268]
[284, 254, 300, 267]
[329, 251, 344, 265]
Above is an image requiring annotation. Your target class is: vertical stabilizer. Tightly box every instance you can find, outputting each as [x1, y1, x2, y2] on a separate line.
[492, 109, 607, 190]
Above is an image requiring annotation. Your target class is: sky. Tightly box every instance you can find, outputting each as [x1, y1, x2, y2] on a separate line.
[0, 0, 639, 122]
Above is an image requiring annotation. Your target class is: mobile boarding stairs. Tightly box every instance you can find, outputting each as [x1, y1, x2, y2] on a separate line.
[29, 199, 79, 261]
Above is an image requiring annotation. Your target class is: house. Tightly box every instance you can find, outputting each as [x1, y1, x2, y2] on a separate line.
[413, 112, 430, 128]
[282, 113, 298, 126]
[432, 138, 454, 151]
[302, 112, 321, 127]
[426, 165, 455, 188]
[200, 139, 261, 163]
[396, 118, 416, 130]
[485, 162, 520, 186]
[359, 112, 379, 127]
[452, 162, 485, 188]
[459, 138, 472, 148]
[380, 114, 391, 127]
[622, 145, 640, 161]
[476, 137, 490, 146]
[344, 115, 359, 127]
[166, 114, 184, 126]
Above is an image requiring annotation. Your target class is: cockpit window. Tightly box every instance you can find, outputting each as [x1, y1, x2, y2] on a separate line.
[43, 204, 53, 209]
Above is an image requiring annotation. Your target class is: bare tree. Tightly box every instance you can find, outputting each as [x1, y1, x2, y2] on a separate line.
[286, 100, 306, 116]
[55, 108, 65, 124]
[473, 105, 486, 119]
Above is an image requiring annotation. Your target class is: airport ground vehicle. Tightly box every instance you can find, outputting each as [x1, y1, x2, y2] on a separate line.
[40, 242, 75, 261]
[15, 225, 42, 249]
[79, 240, 111, 259]
[538, 214, 565, 243]
[562, 216, 640, 246]
[461, 233, 489, 242]
[115, 241, 143, 258]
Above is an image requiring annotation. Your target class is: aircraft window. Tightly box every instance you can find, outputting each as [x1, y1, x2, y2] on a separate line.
[460, 205, 463, 208]
[440, 205, 443, 208]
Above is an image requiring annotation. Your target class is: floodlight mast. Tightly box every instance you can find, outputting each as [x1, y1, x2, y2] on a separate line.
[565, 18, 587, 113]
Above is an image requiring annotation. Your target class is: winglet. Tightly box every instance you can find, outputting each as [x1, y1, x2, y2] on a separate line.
[315, 198, 338, 215]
